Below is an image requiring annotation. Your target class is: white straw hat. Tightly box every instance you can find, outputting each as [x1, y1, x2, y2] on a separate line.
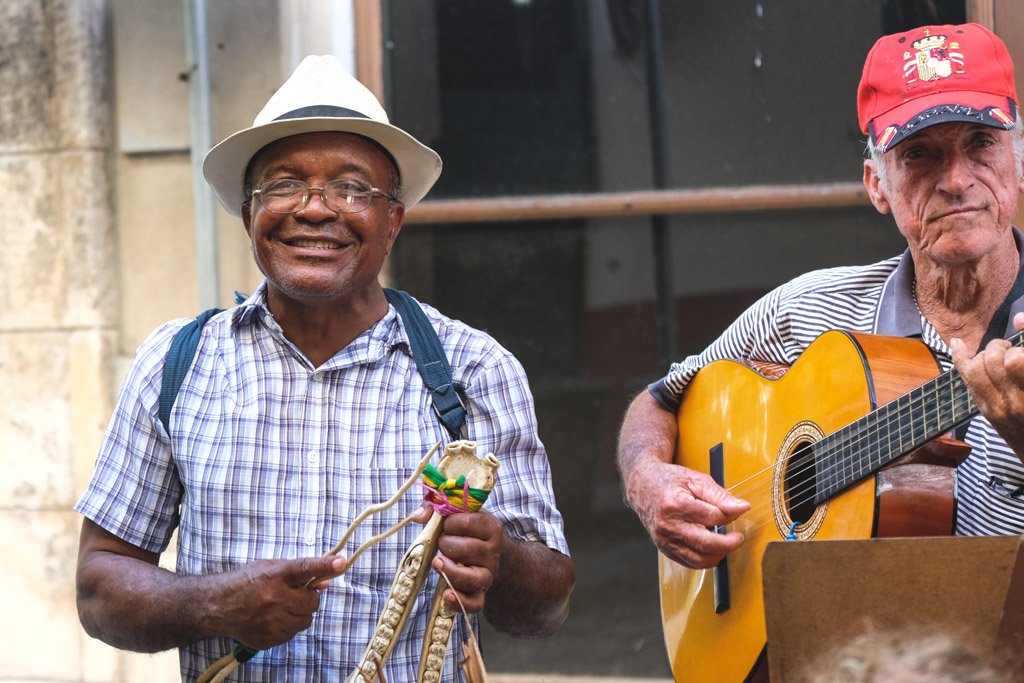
[202, 55, 442, 216]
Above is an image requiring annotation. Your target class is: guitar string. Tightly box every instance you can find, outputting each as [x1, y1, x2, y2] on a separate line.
[723, 376, 947, 505]
[763, 370, 972, 514]
[712, 370, 972, 534]
[729, 372, 969, 518]
[720, 323, 1024, 505]
[732, 375, 967, 514]
[727, 385, 973, 541]
[689, 328, 1024, 511]
[702, 328, 1024, 536]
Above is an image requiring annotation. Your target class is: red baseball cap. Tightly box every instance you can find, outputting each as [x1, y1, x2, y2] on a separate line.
[857, 23, 1017, 152]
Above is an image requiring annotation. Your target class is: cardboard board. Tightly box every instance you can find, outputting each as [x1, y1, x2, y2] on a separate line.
[761, 536, 1024, 682]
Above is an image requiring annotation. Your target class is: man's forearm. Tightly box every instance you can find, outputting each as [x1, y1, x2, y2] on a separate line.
[484, 538, 575, 637]
[617, 390, 678, 498]
[77, 550, 217, 652]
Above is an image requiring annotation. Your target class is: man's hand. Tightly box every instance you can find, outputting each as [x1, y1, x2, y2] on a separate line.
[432, 511, 504, 613]
[617, 390, 749, 570]
[625, 458, 749, 569]
[207, 555, 346, 649]
[950, 311, 1024, 459]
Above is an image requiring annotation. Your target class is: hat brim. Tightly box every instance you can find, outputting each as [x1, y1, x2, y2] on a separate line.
[202, 117, 442, 217]
[869, 91, 1017, 152]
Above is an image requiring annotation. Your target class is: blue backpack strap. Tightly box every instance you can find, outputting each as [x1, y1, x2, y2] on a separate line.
[384, 288, 466, 439]
[158, 307, 222, 433]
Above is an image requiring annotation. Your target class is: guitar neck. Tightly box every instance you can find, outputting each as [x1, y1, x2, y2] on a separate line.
[814, 329, 1024, 503]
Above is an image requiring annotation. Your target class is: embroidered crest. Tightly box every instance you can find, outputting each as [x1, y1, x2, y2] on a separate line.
[902, 30, 964, 84]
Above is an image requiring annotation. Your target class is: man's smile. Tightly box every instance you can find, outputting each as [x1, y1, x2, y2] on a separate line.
[285, 238, 343, 250]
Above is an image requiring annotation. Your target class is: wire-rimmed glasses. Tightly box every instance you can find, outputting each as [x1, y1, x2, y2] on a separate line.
[252, 178, 400, 214]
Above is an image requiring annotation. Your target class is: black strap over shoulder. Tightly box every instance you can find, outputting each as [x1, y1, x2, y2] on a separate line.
[953, 260, 1024, 440]
[158, 307, 223, 432]
[978, 260, 1024, 352]
[158, 290, 466, 439]
[384, 288, 467, 439]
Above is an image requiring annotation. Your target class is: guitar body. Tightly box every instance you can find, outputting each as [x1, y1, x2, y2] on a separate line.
[660, 330, 962, 682]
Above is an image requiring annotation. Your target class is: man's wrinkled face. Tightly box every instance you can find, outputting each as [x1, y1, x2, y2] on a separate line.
[864, 122, 1024, 268]
[242, 132, 403, 309]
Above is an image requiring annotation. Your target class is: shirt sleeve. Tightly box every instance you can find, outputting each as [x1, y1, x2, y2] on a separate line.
[74, 321, 188, 554]
[460, 347, 571, 556]
[648, 285, 792, 412]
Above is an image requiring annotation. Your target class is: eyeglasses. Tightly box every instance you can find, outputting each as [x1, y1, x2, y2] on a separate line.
[251, 178, 401, 215]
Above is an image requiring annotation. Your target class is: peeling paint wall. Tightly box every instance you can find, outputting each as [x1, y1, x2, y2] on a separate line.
[0, 0, 126, 680]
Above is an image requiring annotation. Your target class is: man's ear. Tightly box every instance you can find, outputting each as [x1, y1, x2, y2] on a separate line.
[863, 159, 891, 215]
[242, 202, 253, 237]
[1018, 146, 1024, 195]
[385, 202, 405, 255]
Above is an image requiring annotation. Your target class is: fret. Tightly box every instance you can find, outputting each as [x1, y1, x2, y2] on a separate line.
[868, 406, 888, 475]
[909, 383, 928, 446]
[828, 428, 842, 496]
[947, 370, 958, 427]
[821, 430, 840, 500]
[894, 392, 905, 454]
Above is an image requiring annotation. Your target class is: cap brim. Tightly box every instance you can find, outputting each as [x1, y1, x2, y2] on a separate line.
[869, 91, 1016, 152]
[202, 117, 442, 216]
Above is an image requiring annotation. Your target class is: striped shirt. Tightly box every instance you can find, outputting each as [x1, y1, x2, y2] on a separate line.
[649, 232, 1024, 537]
[76, 283, 569, 682]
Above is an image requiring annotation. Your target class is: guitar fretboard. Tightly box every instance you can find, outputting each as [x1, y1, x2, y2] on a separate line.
[813, 329, 1024, 503]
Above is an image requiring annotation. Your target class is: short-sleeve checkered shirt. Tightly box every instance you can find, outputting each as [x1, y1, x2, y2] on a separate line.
[649, 231, 1024, 537]
[76, 283, 569, 681]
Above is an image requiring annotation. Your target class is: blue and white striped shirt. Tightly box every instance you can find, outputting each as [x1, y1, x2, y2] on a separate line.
[76, 283, 569, 682]
[649, 233, 1024, 537]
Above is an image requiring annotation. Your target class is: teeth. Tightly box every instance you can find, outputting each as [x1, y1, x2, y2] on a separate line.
[291, 239, 339, 249]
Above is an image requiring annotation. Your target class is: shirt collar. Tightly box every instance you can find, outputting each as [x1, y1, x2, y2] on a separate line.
[231, 281, 269, 329]
[230, 280, 409, 367]
[875, 227, 1024, 338]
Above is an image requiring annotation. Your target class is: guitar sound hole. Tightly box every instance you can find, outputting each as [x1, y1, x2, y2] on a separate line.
[784, 441, 818, 526]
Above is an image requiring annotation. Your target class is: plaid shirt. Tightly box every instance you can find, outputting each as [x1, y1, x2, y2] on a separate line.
[76, 283, 569, 682]
[649, 231, 1024, 537]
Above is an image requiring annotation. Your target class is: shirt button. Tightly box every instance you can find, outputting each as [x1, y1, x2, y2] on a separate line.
[311, 370, 324, 381]
[307, 450, 320, 465]
[304, 534, 316, 547]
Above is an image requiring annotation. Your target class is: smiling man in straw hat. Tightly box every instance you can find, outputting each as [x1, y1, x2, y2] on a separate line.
[74, 55, 575, 681]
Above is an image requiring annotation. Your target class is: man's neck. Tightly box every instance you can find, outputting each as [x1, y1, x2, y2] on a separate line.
[913, 245, 1020, 352]
[265, 286, 389, 367]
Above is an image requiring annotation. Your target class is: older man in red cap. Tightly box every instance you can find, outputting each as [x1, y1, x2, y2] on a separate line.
[74, 55, 574, 682]
[618, 21, 1024, 678]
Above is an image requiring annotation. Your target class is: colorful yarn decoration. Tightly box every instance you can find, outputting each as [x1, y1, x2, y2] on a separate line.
[421, 463, 492, 515]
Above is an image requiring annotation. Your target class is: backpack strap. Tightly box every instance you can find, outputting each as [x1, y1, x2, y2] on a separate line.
[385, 288, 467, 439]
[158, 307, 222, 433]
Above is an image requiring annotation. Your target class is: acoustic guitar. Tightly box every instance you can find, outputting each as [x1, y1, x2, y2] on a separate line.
[659, 329, 989, 682]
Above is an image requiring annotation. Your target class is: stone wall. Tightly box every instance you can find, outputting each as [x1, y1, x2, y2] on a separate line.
[0, 0, 123, 680]
[0, 1, 274, 679]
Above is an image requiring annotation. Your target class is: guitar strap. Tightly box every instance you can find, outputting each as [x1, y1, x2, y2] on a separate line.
[978, 259, 1024, 352]
[953, 257, 1024, 440]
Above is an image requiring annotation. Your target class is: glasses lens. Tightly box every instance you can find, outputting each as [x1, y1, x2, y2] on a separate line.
[324, 179, 373, 213]
[259, 180, 306, 214]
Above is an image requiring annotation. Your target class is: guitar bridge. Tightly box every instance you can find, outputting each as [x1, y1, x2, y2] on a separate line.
[710, 443, 730, 614]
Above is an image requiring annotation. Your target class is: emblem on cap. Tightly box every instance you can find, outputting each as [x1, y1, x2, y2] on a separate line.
[902, 31, 964, 84]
